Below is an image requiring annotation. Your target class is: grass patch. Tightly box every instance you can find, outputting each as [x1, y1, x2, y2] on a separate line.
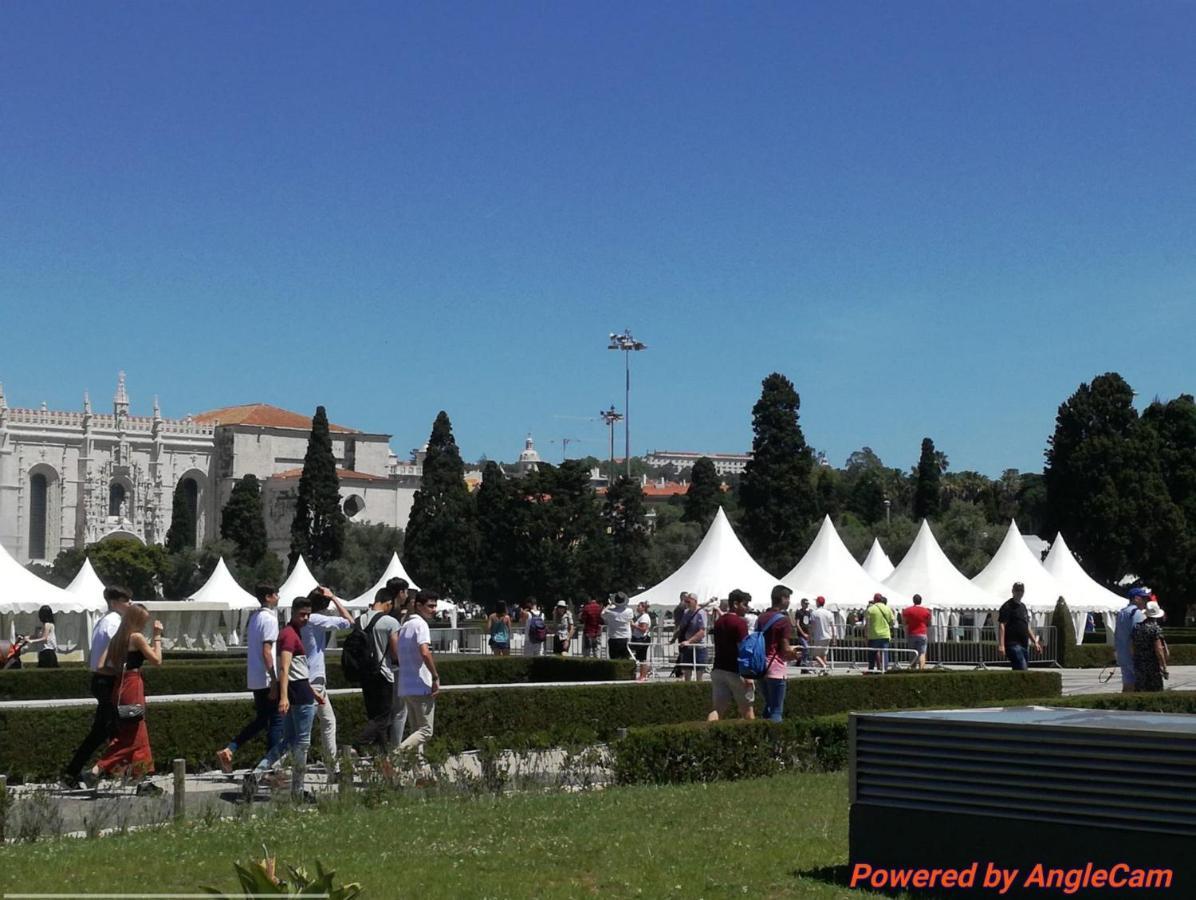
[0, 772, 881, 898]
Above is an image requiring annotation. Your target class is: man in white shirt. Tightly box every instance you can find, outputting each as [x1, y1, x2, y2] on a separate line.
[602, 592, 635, 660]
[808, 595, 837, 671]
[216, 584, 283, 773]
[63, 585, 132, 788]
[397, 590, 442, 754]
[302, 585, 353, 765]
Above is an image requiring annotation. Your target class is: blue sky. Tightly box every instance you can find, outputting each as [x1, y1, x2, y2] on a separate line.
[1, 2, 1193, 475]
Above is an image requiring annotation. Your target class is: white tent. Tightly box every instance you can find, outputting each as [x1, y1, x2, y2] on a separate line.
[861, 538, 895, 581]
[781, 516, 912, 612]
[278, 556, 320, 610]
[65, 558, 108, 612]
[971, 521, 1065, 619]
[0, 542, 95, 657]
[347, 552, 421, 611]
[631, 507, 795, 611]
[188, 558, 258, 609]
[884, 520, 1006, 639]
[1043, 532, 1126, 641]
[141, 557, 258, 651]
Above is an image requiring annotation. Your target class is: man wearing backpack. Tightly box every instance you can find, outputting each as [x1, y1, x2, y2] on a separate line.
[351, 588, 400, 758]
[522, 598, 547, 656]
[708, 589, 755, 721]
[757, 585, 797, 722]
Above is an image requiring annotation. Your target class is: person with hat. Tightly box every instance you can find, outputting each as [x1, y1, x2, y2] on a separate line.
[1114, 586, 1151, 692]
[865, 593, 895, 672]
[552, 600, 575, 655]
[1130, 599, 1169, 693]
[602, 591, 635, 660]
[809, 596, 836, 672]
[997, 582, 1041, 671]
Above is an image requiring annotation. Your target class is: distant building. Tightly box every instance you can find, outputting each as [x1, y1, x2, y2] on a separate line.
[644, 449, 752, 477]
[0, 375, 421, 564]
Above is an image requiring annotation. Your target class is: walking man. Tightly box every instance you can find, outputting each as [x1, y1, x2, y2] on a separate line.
[216, 584, 283, 773]
[901, 594, 932, 671]
[676, 592, 708, 682]
[602, 591, 634, 660]
[997, 582, 1041, 671]
[809, 596, 836, 672]
[865, 594, 895, 672]
[580, 595, 604, 657]
[397, 590, 442, 755]
[758, 585, 796, 722]
[353, 588, 400, 757]
[302, 586, 353, 765]
[795, 597, 812, 672]
[63, 585, 132, 788]
[1115, 586, 1151, 692]
[707, 589, 755, 721]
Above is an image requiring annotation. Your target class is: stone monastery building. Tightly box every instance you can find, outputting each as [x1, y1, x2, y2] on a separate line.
[0, 374, 421, 565]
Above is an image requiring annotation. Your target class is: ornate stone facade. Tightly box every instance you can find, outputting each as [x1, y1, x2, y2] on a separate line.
[0, 375, 419, 564]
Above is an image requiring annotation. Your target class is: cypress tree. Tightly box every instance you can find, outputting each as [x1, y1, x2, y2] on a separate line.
[912, 437, 943, 520]
[404, 411, 478, 599]
[472, 461, 518, 608]
[289, 406, 346, 570]
[738, 373, 817, 574]
[221, 474, 270, 569]
[604, 475, 652, 594]
[682, 457, 722, 528]
[164, 481, 195, 552]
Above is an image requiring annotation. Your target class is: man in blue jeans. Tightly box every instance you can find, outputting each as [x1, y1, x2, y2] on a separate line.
[997, 582, 1041, 670]
[758, 585, 797, 722]
[217, 584, 284, 773]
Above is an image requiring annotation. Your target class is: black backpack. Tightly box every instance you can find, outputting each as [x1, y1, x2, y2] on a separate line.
[341, 612, 383, 684]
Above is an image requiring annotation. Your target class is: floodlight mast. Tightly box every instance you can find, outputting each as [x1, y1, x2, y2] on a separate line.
[599, 405, 623, 485]
[607, 329, 646, 478]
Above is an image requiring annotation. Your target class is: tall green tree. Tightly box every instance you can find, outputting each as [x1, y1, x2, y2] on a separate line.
[221, 474, 269, 569]
[319, 522, 405, 599]
[164, 481, 196, 552]
[814, 467, 842, 520]
[912, 437, 943, 520]
[1044, 373, 1183, 592]
[604, 475, 652, 593]
[682, 457, 721, 528]
[289, 406, 346, 570]
[404, 411, 478, 599]
[738, 373, 817, 574]
[472, 461, 519, 608]
[1139, 394, 1196, 621]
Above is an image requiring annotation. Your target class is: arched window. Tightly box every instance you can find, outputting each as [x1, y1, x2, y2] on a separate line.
[29, 474, 48, 559]
[109, 482, 127, 518]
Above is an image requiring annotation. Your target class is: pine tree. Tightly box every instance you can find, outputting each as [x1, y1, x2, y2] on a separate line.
[912, 437, 943, 520]
[738, 373, 817, 574]
[164, 481, 195, 552]
[221, 474, 270, 569]
[404, 411, 478, 599]
[289, 406, 346, 570]
[682, 457, 721, 528]
[605, 475, 652, 593]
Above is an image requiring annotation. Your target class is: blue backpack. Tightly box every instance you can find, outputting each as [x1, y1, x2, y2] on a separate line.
[738, 613, 784, 678]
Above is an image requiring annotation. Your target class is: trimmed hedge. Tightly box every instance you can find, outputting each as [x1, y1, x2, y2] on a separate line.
[1053, 643, 1196, 669]
[0, 655, 636, 701]
[0, 670, 1058, 781]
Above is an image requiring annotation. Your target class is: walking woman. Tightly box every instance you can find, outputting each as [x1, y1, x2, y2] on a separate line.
[90, 604, 164, 786]
[1131, 600, 1169, 693]
[488, 601, 512, 656]
[26, 605, 59, 668]
[552, 601, 575, 655]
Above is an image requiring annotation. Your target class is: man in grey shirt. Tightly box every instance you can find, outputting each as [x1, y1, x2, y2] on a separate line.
[352, 589, 400, 757]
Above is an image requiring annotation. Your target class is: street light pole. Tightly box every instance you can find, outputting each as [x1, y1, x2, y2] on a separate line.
[608, 329, 646, 478]
[599, 406, 623, 485]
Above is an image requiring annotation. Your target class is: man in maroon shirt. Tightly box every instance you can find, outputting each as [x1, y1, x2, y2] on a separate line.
[707, 590, 756, 721]
[580, 596, 604, 657]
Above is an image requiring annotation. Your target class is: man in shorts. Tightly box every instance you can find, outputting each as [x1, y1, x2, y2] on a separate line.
[808, 595, 836, 672]
[901, 593, 932, 670]
[707, 589, 755, 721]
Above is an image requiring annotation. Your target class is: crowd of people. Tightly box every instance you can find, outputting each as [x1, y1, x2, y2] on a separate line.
[51, 575, 1171, 798]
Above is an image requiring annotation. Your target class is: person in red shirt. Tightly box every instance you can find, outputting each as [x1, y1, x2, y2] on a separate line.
[757, 585, 797, 722]
[707, 590, 755, 721]
[901, 593, 932, 670]
[579, 597, 604, 658]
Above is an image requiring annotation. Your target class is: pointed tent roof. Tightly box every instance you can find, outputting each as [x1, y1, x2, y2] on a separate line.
[971, 520, 1064, 613]
[1042, 532, 1126, 613]
[861, 538, 895, 582]
[884, 520, 1005, 610]
[65, 558, 108, 612]
[631, 507, 795, 611]
[187, 558, 259, 610]
[348, 552, 421, 610]
[278, 556, 320, 609]
[781, 516, 912, 610]
[0, 542, 89, 614]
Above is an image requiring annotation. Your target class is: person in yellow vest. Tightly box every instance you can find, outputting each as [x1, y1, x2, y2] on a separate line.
[865, 593, 895, 673]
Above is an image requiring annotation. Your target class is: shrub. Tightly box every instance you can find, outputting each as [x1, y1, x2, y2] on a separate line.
[1051, 598, 1076, 666]
[0, 670, 1059, 781]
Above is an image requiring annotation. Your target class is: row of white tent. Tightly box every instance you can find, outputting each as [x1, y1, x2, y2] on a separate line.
[628, 508, 1126, 644]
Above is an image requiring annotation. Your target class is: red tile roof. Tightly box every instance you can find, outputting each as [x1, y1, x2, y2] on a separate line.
[272, 467, 389, 483]
[193, 403, 360, 434]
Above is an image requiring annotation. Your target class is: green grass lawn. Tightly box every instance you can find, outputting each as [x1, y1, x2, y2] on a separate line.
[0, 772, 883, 899]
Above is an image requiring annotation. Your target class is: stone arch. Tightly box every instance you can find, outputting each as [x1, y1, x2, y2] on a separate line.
[99, 529, 143, 545]
[27, 463, 60, 561]
[108, 476, 133, 519]
[176, 468, 209, 545]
